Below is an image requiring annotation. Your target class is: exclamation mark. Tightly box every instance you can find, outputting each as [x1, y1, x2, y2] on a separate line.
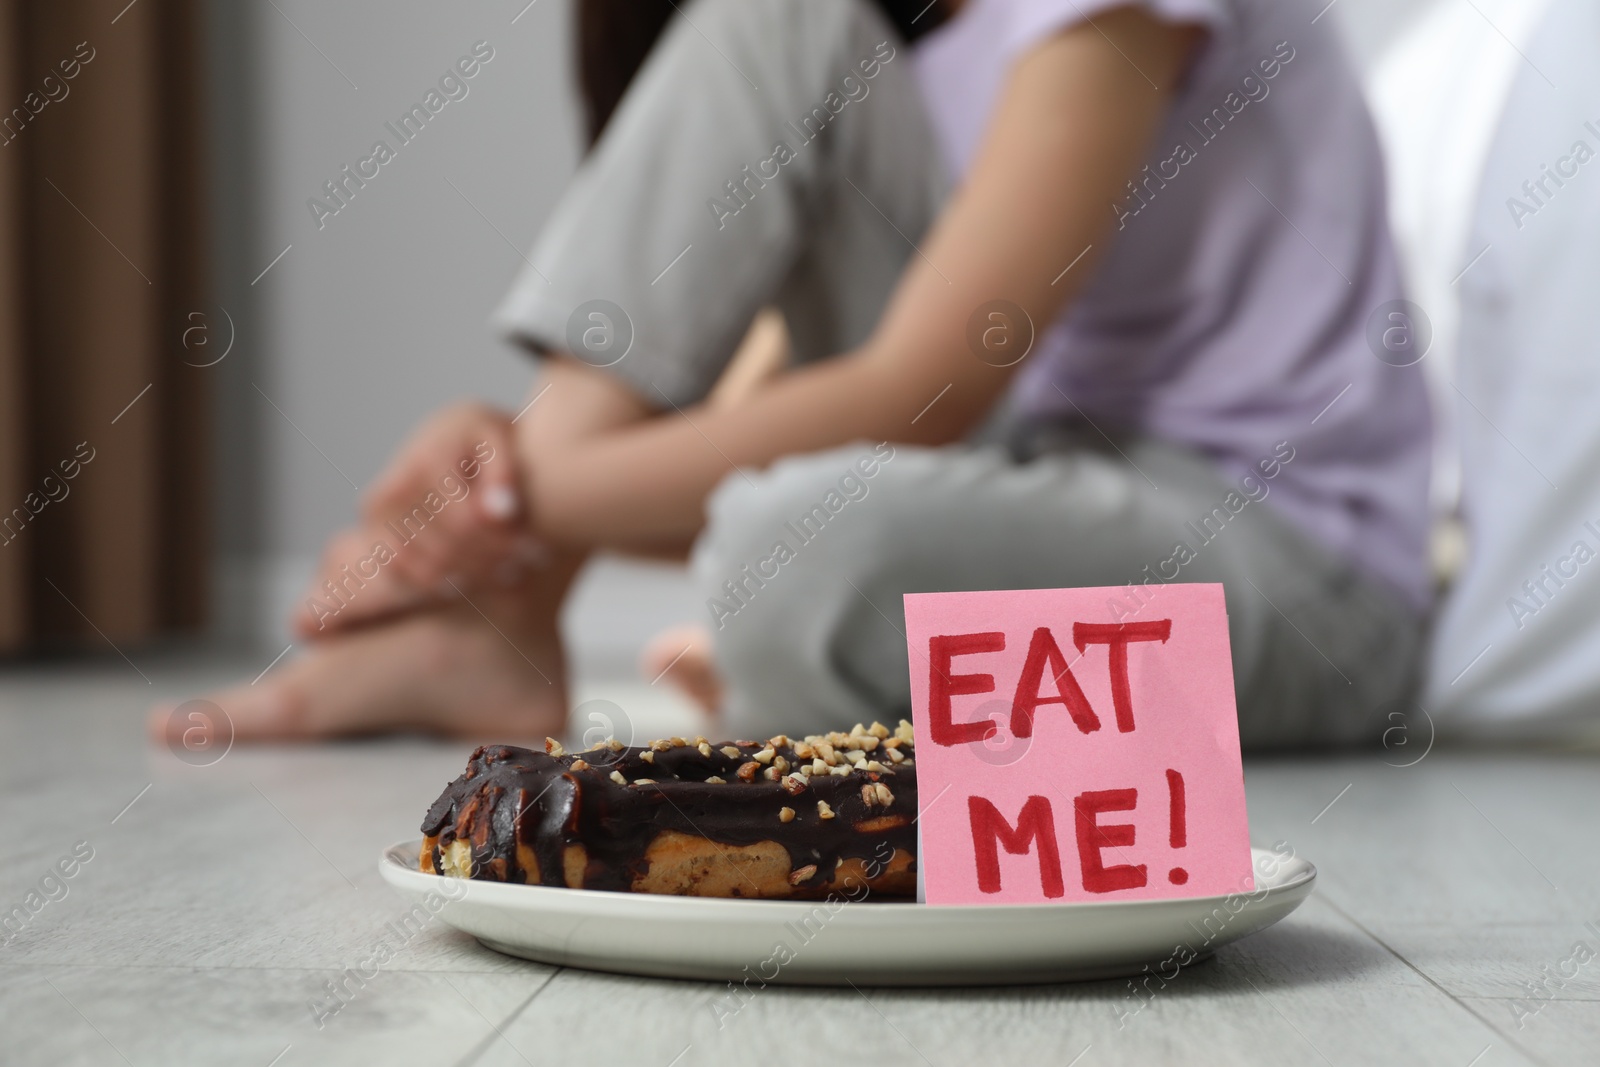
[1166, 768, 1188, 885]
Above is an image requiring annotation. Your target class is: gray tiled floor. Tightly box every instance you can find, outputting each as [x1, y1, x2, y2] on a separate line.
[2, 654, 1593, 1066]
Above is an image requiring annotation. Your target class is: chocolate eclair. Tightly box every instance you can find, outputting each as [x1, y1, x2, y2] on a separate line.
[420, 721, 917, 898]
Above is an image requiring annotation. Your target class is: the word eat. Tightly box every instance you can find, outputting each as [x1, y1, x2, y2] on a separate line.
[928, 621, 1172, 745]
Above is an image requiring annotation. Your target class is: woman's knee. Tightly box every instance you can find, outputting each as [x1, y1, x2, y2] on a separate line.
[695, 444, 901, 655]
[697, 446, 919, 727]
[698, 444, 888, 590]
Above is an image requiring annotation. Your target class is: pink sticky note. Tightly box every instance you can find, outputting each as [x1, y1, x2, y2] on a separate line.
[904, 583, 1252, 905]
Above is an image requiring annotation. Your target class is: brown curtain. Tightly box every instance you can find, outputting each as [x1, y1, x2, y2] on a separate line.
[0, 0, 209, 653]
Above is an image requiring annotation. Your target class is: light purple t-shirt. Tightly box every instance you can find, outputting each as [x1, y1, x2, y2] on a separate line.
[914, 0, 1432, 611]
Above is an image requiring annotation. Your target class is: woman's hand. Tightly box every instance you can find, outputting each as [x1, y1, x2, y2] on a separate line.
[358, 400, 537, 591]
[291, 399, 546, 639]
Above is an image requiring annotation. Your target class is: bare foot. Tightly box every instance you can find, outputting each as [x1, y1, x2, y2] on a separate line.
[153, 584, 569, 743]
[641, 624, 723, 715]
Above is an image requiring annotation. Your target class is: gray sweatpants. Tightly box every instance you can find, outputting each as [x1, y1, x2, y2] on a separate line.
[493, 0, 1422, 750]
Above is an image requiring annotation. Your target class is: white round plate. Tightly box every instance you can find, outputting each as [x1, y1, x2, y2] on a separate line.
[379, 840, 1314, 985]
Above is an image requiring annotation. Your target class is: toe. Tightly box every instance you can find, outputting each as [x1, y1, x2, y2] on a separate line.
[641, 624, 723, 713]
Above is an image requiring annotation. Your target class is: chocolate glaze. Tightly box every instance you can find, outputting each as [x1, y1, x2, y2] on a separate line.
[421, 733, 918, 895]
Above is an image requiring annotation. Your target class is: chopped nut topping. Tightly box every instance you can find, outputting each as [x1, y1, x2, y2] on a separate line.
[886, 747, 906, 763]
[844, 749, 867, 765]
[900, 759, 914, 768]
[894, 719, 915, 745]
[697, 741, 713, 758]
[830, 764, 852, 777]
[752, 746, 775, 764]
[737, 761, 759, 782]
[720, 745, 742, 759]
[810, 758, 829, 777]
[780, 774, 807, 795]
[851, 723, 869, 737]
[789, 864, 818, 885]
[768, 734, 790, 749]
[816, 800, 835, 820]
[607, 739, 625, 752]
[650, 739, 673, 752]
[634, 778, 656, 785]
[794, 741, 816, 760]
[778, 806, 796, 823]
[640, 750, 655, 764]
[862, 783, 878, 807]
[545, 737, 566, 757]
[816, 742, 837, 765]
[826, 731, 849, 747]
[868, 721, 890, 739]
[773, 756, 790, 774]
[882, 737, 902, 750]
[875, 783, 894, 808]
[865, 760, 885, 773]
[570, 759, 591, 772]
[705, 775, 726, 784]
[671, 736, 687, 747]
[609, 770, 627, 785]
[763, 766, 780, 781]
[858, 735, 880, 752]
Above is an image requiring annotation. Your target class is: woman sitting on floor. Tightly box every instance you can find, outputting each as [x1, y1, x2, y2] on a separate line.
[161, 0, 1431, 750]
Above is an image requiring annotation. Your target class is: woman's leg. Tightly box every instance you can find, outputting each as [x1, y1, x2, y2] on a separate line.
[694, 436, 1423, 750]
[492, 0, 946, 398]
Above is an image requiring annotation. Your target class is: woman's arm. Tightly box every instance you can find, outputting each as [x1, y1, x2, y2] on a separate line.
[524, 7, 1201, 551]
